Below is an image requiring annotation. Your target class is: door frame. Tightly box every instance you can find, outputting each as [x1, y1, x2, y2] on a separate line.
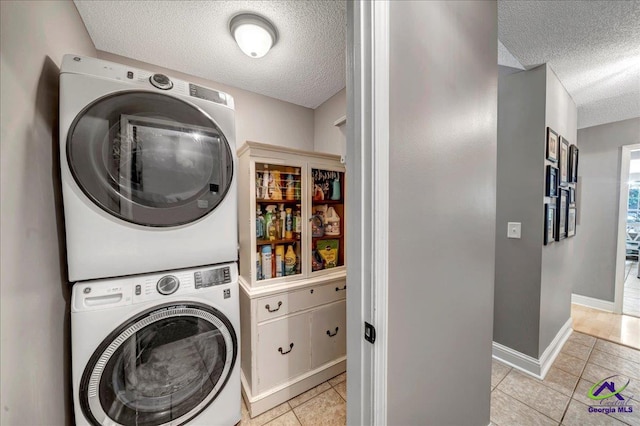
[346, 0, 389, 424]
[614, 143, 640, 314]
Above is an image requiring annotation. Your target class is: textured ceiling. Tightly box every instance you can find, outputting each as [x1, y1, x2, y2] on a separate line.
[74, 1, 346, 109]
[498, 0, 640, 129]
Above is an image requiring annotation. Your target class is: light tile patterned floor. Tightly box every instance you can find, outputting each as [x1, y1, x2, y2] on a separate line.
[238, 334, 639, 426]
[491, 332, 640, 426]
[624, 261, 640, 318]
[572, 304, 640, 350]
[238, 372, 346, 426]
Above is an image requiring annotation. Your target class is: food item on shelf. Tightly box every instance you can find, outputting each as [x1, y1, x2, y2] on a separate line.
[284, 245, 296, 276]
[285, 208, 293, 239]
[261, 245, 272, 279]
[312, 249, 324, 271]
[270, 171, 283, 200]
[317, 239, 339, 268]
[275, 245, 285, 277]
[324, 207, 340, 236]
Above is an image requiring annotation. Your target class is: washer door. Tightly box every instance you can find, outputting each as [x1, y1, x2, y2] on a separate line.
[80, 303, 237, 426]
[67, 91, 234, 227]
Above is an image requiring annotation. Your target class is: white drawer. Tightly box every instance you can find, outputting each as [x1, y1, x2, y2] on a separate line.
[257, 312, 311, 393]
[289, 279, 347, 313]
[311, 300, 346, 369]
[256, 293, 291, 322]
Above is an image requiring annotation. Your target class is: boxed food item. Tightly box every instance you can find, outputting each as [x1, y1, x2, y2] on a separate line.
[316, 239, 339, 268]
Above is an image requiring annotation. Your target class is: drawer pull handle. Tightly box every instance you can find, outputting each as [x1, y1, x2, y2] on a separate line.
[326, 327, 339, 337]
[265, 301, 282, 312]
[278, 343, 294, 355]
[335, 285, 346, 292]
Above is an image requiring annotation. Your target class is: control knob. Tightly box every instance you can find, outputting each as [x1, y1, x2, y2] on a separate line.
[157, 275, 179, 295]
[149, 73, 173, 90]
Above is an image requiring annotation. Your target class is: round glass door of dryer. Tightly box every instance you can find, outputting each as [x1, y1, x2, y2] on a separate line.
[67, 91, 234, 227]
[79, 303, 237, 426]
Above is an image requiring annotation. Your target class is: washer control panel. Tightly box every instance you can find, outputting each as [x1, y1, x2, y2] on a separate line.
[71, 263, 237, 312]
[149, 73, 174, 90]
[194, 267, 231, 289]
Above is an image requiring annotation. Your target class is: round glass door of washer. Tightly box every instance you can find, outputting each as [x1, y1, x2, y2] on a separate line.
[67, 91, 234, 227]
[79, 303, 237, 426]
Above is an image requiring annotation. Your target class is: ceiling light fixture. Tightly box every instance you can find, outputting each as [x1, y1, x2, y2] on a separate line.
[229, 13, 278, 59]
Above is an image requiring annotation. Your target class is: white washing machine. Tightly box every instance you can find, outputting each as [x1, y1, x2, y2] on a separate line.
[71, 262, 240, 426]
[59, 54, 238, 282]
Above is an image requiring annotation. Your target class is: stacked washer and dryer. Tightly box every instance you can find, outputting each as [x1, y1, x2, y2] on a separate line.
[59, 55, 241, 426]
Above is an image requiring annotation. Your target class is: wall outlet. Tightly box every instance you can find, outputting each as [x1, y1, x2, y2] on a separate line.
[507, 222, 521, 239]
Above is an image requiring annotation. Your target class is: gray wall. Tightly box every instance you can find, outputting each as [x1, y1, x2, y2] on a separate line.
[98, 51, 316, 151]
[494, 64, 578, 359]
[539, 67, 577, 354]
[572, 117, 640, 301]
[0, 1, 96, 424]
[313, 88, 346, 156]
[387, 1, 497, 425]
[494, 66, 546, 358]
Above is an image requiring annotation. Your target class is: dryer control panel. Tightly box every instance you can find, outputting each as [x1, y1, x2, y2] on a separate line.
[71, 263, 238, 312]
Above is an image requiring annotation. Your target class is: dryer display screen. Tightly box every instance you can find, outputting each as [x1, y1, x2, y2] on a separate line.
[195, 268, 231, 288]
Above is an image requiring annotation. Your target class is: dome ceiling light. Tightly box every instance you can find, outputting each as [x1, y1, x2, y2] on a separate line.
[229, 13, 278, 59]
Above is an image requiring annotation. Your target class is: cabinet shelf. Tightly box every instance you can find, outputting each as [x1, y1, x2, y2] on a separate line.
[313, 235, 341, 240]
[257, 238, 299, 246]
[311, 199, 343, 204]
[256, 199, 301, 204]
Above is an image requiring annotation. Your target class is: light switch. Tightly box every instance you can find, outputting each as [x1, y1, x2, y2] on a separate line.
[507, 222, 521, 239]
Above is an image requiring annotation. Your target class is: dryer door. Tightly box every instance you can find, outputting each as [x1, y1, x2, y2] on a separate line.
[67, 91, 234, 227]
[80, 303, 237, 426]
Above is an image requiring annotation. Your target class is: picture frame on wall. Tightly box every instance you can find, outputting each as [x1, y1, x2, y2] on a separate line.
[559, 136, 569, 187]
[546, 165, 559, 197]
[569, 187, 576, 205]
[569, 145, 579, 183]
[545, 203, 556, 245]
[556, 189, 568, 240]
[546, 127, 559, 163]
[567, 206, 576, 237]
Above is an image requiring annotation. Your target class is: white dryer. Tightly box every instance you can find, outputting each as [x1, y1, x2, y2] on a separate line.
[59, 54, 238, 282]
[71, 263, 240, 426]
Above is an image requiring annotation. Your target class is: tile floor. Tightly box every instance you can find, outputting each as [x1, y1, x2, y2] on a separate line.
[624, 261, 640, 318]
[491, 332, 640, 426]
[237, 333, 640, 426]
[572, 304, 640, 350]
[238, 372, 346, 426]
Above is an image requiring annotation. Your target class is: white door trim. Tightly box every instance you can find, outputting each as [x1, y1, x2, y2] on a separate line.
[615, 144, 640, 314]
[346, 1, 389, 425]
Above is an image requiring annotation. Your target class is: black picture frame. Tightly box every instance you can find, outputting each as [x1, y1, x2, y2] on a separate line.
[544, 203, 556, 245]
[556, 189, 568, 240]
[569, 187, 576, 205]
[569, 145, 579, 183]
[546, 165, 559, 197]
[567, 206, 576, 237]
[559, 136, 569, 187]
[546, 127, 559, 163]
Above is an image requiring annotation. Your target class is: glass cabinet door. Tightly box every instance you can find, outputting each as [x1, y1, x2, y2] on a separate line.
[255, 162, 303, 281]
[310, 168, 345, 272]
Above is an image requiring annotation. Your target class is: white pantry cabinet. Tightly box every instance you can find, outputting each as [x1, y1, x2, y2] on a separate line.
[237, 142, 347, 417]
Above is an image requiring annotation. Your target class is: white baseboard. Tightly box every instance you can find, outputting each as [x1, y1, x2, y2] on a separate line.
[571, 293, 614, 312]
[492, 317, 573, 380]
